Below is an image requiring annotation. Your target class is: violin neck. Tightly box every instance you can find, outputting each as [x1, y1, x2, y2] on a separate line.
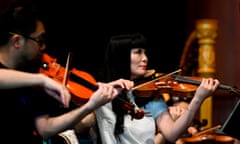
[172, 75, 237, 92]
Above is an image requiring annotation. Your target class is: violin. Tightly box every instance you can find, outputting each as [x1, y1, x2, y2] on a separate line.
[181, 133, 234, 143]
[180, 125, 234, 143]
[132, 69, 198, 98]
[133, 69, 240, 98]
[39, 53, 144, 119]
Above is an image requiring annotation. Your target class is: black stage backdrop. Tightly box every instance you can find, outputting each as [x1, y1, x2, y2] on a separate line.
[34, 1, 187, 80]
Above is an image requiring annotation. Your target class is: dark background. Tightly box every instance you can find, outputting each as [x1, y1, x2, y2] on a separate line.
[2, 0, 240, 129]
[33, 1, 187, 79]
[32, 0, 240, 129]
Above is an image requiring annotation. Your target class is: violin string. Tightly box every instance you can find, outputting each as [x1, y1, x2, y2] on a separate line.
[131, 69, 182, 90]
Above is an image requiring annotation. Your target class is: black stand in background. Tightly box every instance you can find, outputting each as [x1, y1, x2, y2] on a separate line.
[219, 99, 240, 140]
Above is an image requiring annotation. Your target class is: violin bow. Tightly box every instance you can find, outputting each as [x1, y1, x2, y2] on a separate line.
[63, 52, 73, 86]
[194, 125, 222, 136]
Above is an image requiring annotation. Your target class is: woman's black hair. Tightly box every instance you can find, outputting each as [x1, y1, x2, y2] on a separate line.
[103, 33, 148, 82]
[102, 33, 148, 139]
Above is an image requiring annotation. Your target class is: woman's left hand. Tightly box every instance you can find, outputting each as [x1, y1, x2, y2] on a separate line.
[108, 78, 134, 90]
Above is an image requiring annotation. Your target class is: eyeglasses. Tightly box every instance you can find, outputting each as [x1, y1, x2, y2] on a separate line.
[9, 32, 45, 47]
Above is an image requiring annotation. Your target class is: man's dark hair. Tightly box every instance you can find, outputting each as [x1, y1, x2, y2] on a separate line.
[0, 1, 39, 46]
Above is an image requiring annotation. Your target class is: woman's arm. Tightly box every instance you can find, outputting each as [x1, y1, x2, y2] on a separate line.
[156, 78, 219, 142]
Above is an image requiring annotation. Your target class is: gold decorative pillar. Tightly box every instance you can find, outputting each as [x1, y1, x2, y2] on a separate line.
[195, 19, 218, 128]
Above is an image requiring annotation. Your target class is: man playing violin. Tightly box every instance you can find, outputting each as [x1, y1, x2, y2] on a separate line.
[0, 2, 134, 144]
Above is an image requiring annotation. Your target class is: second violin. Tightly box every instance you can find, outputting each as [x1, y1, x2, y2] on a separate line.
[39, 53, 144, 119]
[180, 125, 234, 144]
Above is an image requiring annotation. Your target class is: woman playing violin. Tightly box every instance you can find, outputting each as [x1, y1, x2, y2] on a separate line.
[95, 33, 220, 144]
[0, 2, 134, 144]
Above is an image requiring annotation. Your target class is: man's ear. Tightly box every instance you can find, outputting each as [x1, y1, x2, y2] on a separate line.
[10, 35, 22, 49]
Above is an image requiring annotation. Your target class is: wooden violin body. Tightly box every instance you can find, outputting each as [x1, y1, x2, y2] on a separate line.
[40, 53, 96, 104]
[179, 125, 235, 144]
[133, 69, 240, 100]
[180, 133, 234, 144]
[133, 72, 199, 100]
[39, 53, 144, 119]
